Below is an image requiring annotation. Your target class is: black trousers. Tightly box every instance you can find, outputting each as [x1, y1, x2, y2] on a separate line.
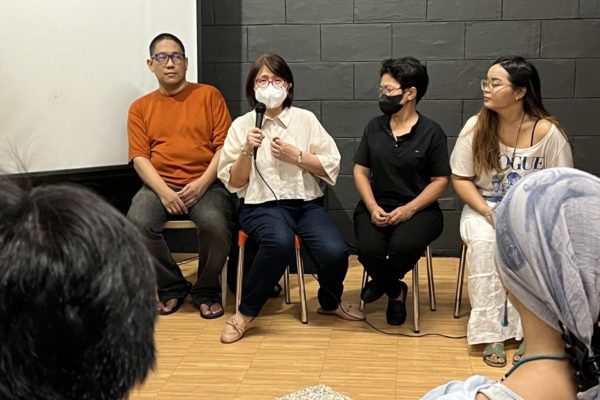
[353, 201, 443, 299]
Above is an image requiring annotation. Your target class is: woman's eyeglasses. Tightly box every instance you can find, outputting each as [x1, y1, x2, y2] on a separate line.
[481, 79, 510, 92]
[378, 85, 403, 96]
[255, 78, 285, 88]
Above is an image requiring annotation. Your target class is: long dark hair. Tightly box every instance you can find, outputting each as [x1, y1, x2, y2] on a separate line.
[473, 56, 571, 173]
[245, 53, 294, 109]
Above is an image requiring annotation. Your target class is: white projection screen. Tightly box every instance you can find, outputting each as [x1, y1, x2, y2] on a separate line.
[0, 1, 197, 173]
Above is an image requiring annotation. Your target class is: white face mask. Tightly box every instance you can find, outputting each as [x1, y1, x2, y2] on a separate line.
[254, 84, 287, 109]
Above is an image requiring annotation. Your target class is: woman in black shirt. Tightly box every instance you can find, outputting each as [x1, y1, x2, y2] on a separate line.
[353, 57, 450, 325]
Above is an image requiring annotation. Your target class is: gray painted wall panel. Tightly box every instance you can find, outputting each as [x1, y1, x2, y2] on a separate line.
[417, 100, 464, 137]
[248, 25, 320, 62]
[202, 26, 247, 62]
[322, 101, 379, 138]
[546, 99, 600, 135]
[286, 0, 354, 24]
[292, 63, 354, 100]
[355, 0, 425, 22]
[426, 0, 501, 21]
[575, 59, 600, 97]
[534, 59, 575, 98]
[392, 22, 465, 60]
[542, 20, 600, 57]
[322, 24, 392, 62]
[572, 136, 600, 174]
[503, 0, 578, 20]
[426, 60, 490, 99]
[214, 0, 285, 25]
[580, 0, 600, 17]
[354, 62, 383, 100]
[466, 21, 541, 59]
[199, 2, 600, 255]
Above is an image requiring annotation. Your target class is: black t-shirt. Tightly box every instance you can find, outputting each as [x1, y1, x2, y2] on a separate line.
[354, 113, 451, 208]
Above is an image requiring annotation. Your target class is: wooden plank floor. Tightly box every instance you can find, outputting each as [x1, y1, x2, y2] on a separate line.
[130, 255, 519, 399]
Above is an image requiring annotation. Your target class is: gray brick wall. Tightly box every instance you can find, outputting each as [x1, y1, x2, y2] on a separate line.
[199, 0, 600, 256]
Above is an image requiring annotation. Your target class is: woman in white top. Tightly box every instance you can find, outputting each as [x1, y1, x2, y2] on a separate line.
[217, 53, 364, 344]
[450, 56, 573, 367]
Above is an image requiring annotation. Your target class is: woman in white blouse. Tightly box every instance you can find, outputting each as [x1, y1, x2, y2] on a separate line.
[217, 53, 364, 344]
[450, 56, 573, 367]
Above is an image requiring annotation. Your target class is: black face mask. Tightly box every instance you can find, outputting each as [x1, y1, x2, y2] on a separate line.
[378, 93, 404, 115]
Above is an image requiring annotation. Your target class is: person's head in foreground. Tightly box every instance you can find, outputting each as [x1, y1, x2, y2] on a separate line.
[494, 167, 599, 400]
[0, 181, 157, 400]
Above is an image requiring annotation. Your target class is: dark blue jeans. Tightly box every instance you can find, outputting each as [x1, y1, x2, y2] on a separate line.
[127, 181, 236, 305]
[238, 199, 348, 317]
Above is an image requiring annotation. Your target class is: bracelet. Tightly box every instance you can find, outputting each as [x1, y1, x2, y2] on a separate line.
[241, 146, 252, 158]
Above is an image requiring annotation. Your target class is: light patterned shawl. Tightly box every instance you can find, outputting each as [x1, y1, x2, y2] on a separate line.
[495, 167, 600, 400]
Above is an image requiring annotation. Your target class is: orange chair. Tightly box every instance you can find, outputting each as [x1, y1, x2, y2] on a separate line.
[235, 230, 308, 324]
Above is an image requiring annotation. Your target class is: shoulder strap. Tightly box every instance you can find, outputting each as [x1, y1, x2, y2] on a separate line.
[530, 119, 540, 146]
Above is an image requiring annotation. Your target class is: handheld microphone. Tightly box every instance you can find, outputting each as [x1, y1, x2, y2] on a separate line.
[254, 102, 266, 160]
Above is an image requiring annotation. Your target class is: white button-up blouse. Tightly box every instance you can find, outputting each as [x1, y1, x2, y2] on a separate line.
[218, 106, 341, 204]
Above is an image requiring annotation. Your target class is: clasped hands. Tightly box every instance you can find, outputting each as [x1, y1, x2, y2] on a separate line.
[244, 128, 301, 163]
[161, 179, 207, 215]
[370, 205, 415, 227]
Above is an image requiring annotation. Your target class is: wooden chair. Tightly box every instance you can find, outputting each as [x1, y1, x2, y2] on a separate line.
[359, 245, 435, 333]
[235, 230, 308, 324]
[163, 220, 228, 307]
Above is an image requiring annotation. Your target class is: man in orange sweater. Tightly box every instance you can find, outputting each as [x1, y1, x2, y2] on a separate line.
[127, 33, 235, 319]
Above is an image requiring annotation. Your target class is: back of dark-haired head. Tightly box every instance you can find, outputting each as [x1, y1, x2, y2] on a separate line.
[245, 53, 294, 109]
[380, 57, 429, 103]
[0, 181, 156, 400]
[149, 32, 185, 56]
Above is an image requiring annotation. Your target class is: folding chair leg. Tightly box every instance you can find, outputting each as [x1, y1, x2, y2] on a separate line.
[284, 266, 291, 304]
[426, 245, 436, 311]
[235, 247, 244, 311]
[359, 269, 368, 312]
[221, 258, 228, 308]
[412, 262, 420, 333]
[454, 243, 467, 318]
[295, 248, 308, 324]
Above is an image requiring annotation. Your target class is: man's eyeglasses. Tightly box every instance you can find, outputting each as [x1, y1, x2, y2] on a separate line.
[378, 85, 403, 96]
[481, 79, 510, 92]
[151, 52, 186, 66]
[255, 78, 285, 88]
